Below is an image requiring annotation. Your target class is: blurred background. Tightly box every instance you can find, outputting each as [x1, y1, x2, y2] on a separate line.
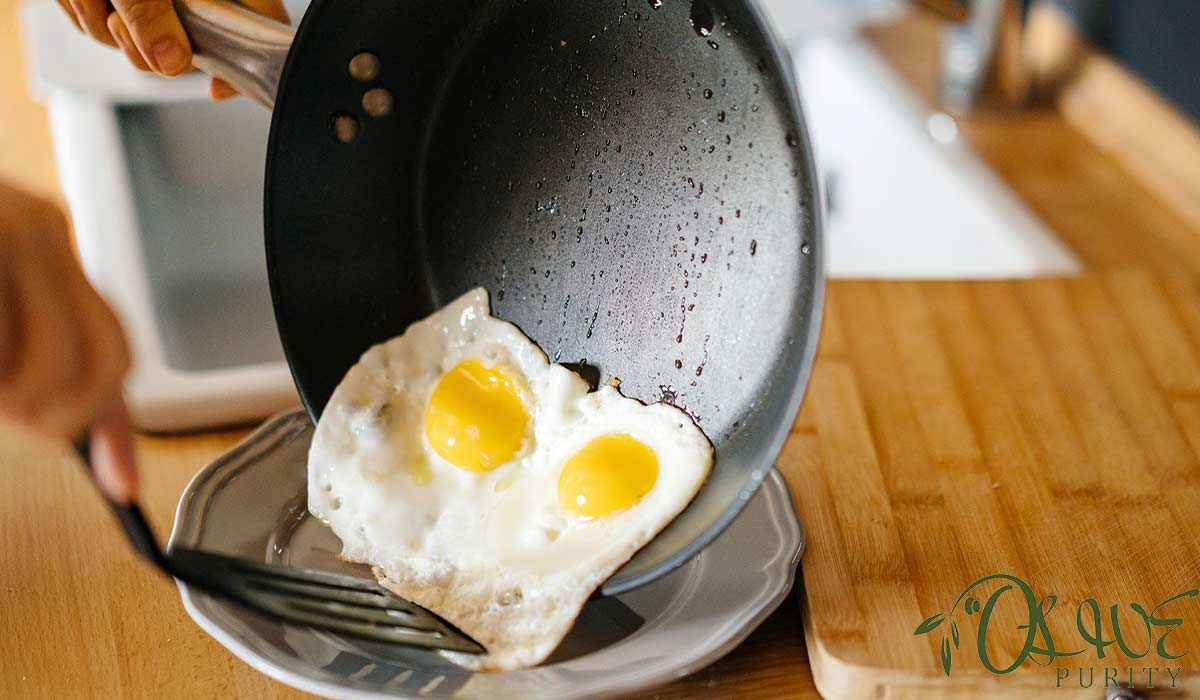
[2, 0, 1198, 432]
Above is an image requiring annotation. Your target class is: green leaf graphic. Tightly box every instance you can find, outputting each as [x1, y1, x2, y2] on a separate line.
[966, 597, 979, 615]
[951, 621, 960, 649]
[941, 637, 953, 676]
[914, 613, 945, 635]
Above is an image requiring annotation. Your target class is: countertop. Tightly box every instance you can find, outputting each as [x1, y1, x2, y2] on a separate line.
[3, 4, 1199, 698]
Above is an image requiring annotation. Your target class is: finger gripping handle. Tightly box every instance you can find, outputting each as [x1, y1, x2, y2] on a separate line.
[173, 0, 294, 108]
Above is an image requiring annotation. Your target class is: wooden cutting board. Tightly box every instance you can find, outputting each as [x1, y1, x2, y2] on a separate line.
[776, 11, 1200, 697]
[777, 271, 1200, 698]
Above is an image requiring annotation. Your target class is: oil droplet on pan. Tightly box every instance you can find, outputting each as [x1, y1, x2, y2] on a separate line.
[689, 0, 715, 38]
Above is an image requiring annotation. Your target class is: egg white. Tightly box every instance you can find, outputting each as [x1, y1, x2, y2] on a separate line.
[308, 288, 713, 670]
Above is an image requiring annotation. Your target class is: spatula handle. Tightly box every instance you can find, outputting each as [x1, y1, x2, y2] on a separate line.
[75, 439, 174, 576]
[173, 0, 295, 109]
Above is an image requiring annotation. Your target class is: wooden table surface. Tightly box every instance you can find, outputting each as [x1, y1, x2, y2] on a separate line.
[3, 3, 1198, 698]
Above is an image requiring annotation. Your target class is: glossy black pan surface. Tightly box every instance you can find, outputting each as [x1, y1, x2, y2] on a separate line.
[264, 0, 823, 595]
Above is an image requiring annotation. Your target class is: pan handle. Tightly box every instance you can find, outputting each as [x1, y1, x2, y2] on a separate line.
[173, 0, 295, 109]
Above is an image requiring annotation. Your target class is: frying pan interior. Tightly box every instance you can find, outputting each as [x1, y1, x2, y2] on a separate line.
[265, 0, 823, 594]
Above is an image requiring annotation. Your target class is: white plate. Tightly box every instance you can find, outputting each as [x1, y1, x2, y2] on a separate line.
[171, 410, 804, 699]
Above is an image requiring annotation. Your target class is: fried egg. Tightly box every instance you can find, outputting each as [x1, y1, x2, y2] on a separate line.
[308, 288, 713, 670]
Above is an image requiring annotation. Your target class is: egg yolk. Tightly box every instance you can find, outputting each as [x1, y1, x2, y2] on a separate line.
[424, 359, 528, 472]
[558, 434, 659, 520]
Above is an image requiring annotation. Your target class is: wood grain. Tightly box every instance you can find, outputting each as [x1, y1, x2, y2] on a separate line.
[0, 426, 304, 699]
[809, 13, 1200, 696]
[1058, 52, 1200, 237]
[788, 274, 1200, 698]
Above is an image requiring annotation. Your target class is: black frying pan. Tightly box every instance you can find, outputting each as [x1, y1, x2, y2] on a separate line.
[178, 0, 823, 595]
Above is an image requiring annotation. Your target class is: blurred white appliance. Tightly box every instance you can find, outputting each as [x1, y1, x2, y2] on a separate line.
[21, 0, 306, 431]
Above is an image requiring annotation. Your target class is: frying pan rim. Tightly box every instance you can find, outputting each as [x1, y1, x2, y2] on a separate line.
[263, 0, 328, 423]
[261, 0, 826, 595]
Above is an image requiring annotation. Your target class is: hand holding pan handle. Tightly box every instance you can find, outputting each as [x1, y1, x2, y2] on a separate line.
[173, 0, 295, 108]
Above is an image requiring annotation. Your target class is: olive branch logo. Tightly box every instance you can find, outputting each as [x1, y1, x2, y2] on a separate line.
[913, 599, 973, 675]
[914, 611, 954, 676]
[914, 574, 1197, 678]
